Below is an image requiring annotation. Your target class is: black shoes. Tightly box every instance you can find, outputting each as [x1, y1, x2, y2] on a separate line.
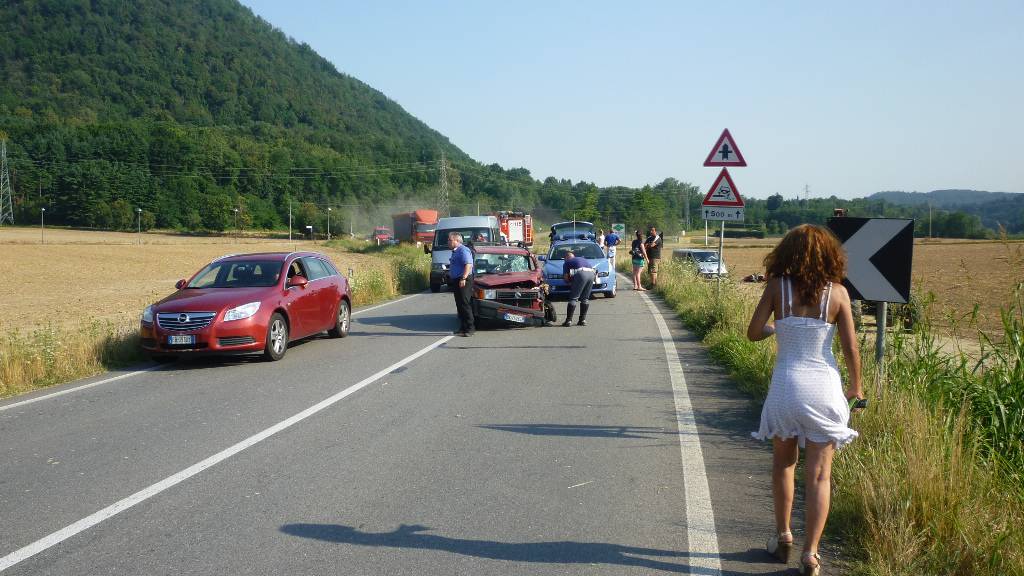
[455, 330, 474, 337]
[561, 320, 572, 327]
[577, 320, 587, 326]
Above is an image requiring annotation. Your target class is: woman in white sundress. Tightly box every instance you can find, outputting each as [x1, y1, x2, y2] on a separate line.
[746, 224, 863, 576]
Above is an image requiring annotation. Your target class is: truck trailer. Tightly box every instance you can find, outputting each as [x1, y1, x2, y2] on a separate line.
[392, 209, 439, 245]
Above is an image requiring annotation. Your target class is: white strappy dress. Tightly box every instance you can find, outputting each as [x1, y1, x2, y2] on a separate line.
[752, 278, 857, 449]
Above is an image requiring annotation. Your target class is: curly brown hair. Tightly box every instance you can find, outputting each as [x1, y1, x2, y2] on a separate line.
[763, 224, 847, 305]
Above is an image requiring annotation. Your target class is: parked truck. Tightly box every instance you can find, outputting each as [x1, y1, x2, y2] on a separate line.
[494, 211, 534, 246]
[392, 209, 439, 245]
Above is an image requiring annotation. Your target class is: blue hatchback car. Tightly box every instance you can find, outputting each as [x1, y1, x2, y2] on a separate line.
[540, 239, 617, 298]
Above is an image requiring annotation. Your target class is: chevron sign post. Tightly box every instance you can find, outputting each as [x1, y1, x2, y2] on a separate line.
[826, 217, 914, 303]
[827, 216, 914, 387]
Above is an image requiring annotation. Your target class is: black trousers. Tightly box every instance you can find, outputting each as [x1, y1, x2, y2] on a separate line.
[452, 278, 475, 333]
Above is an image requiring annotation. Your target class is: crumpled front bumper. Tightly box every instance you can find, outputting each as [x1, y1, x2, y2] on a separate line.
[473, 299, 546, 326]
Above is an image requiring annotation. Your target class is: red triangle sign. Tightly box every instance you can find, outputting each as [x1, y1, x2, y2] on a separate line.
[702, 169, 745, 207]
[703, 128, 747, 167]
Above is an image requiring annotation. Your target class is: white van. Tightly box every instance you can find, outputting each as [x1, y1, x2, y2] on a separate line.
[426, 216, 501, 292]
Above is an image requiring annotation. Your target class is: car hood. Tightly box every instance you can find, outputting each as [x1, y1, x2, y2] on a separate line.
[543, 259, 609, 275]
[473, 272, 541, 288]
[155, 287, 273, 311]
[696, 261, 727, 274]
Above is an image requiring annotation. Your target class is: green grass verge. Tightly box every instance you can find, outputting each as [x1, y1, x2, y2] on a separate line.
[618, 257, 1024, 575]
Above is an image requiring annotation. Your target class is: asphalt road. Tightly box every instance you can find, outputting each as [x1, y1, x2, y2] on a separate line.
[0, 285, 798, 575]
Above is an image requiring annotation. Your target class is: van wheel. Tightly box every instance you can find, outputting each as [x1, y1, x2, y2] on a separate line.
[264, 313, 289, 361]
[605, 285, 617, 298]
[328, 299, 350, 338]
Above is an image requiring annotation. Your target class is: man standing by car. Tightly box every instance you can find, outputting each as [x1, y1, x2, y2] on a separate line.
[448, 232, 475, 336]
[604, 228, 620, 266]
[561, 250, 596, 327]
[645, 226, 663, 288]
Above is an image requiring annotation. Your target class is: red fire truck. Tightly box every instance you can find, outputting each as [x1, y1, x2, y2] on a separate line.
[494, 211, 533, 246]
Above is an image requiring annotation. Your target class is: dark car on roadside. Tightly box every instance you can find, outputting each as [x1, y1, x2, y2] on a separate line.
[140, 252, 352, 361]
[470, 245, 555, 327]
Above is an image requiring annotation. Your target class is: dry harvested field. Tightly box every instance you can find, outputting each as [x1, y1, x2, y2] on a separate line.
[0, 227, 385, 331]
[671, 237, 1024, 337]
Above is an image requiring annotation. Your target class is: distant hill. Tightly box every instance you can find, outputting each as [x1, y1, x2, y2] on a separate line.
[868, 189, 1021, 207]
[866, 189, 1024, 234]
[0, 0, 484, 230]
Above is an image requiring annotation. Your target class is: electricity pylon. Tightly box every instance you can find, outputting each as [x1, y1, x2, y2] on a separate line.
[0, 139, 14, 225]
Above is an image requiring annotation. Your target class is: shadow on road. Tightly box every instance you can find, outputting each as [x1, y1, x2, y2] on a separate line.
[356, 313, 455, 332]
[477, 423, 672, 439]
[279, 523, 790, 575]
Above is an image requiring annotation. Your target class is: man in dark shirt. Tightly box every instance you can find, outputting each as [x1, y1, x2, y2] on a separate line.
[561, 250, 596, 326]
[447, 232, 475, 336]
[645, 226, 664, 288]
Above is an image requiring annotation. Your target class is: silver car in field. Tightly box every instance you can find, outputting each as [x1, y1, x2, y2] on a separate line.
[672, 248, 728, 278]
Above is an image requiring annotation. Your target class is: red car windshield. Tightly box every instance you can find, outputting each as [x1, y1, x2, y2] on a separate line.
[187, 260, 283, 288]
[473, 253, 533, 275]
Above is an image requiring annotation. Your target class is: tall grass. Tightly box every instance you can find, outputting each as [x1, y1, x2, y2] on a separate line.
[627, 258, 1024, 575]
[1, 245, 430, 399]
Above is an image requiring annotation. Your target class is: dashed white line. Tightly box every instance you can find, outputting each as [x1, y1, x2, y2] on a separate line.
[0, 334, 454, 573]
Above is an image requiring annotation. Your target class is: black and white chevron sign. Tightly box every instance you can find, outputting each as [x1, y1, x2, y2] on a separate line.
[826, 217, 914, 303]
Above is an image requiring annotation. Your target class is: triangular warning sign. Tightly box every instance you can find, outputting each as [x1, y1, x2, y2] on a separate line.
[703, 128, 747, 167]
[702, 168, 745, 207]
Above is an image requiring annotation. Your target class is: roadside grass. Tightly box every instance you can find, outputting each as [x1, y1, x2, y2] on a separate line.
[620, 257, 1024, 575]
[0, 245, 430, 399]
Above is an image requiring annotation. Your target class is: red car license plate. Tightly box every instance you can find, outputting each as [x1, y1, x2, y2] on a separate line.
[167, 335, 196, 345]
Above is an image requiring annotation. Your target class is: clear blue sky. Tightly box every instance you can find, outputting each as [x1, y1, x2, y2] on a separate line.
[240, 0, 1023, 199]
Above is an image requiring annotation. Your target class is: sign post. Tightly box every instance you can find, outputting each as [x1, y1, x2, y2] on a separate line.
[701, 165, 746, 299]
[826, 217, 914, 394]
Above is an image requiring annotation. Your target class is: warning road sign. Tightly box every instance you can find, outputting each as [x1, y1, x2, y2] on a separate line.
[701, 169, 745, 207]
[703, 129, 747, 167]
[826, 217, 914, 303]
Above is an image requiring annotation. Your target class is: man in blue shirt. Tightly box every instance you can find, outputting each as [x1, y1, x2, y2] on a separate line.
[561, 250, 596, 326]
[448, 232, 475, 336]
[604, 230, 620, 267]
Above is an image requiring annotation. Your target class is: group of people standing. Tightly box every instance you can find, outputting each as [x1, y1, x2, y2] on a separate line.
[450, 220, 860, 575]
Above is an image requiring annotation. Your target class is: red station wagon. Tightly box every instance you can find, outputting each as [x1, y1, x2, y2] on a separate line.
[140, 252, 352, 361]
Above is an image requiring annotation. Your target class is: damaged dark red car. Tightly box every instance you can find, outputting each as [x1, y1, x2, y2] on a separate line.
[470, 245, 555, 327]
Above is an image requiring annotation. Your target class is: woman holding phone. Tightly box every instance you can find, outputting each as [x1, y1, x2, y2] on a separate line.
[746, 224, 864, 576]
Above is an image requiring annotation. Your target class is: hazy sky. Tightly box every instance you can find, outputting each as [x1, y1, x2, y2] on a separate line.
[240, 1, 1023, 199]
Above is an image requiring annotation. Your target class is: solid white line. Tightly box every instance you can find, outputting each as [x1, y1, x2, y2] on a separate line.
[0, 292, 423, 413]
[0, 334, 455, 573]
[640, 292, 722, 575]
[0, 366, 165, 413]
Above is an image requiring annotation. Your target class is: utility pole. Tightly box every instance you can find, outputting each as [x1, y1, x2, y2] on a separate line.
[0, 139, 14, 225]
[683, 185, 690, 233]
[136, 207, 142, 244]
[928, 202, 932, 238]
[40, 207, 45, 244]
[327, 206, 332, 240]
[288, 200, 292, 241]
[438, 151, 449, 217]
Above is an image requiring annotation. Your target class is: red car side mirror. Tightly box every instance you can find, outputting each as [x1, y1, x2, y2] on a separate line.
[288, 275, 309, 288]
[175, 279, 187, 289]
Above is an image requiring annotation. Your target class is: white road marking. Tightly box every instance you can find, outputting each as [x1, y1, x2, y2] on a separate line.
[0, 334, 455, 573]
[0, 293, 423, 412]
[640, 291, 722, 575]
[0, 367, 165, 413]
[351, 292, 423, 316]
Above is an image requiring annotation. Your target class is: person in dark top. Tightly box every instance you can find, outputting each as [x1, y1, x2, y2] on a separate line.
[447, 232, 475, 336]
[630, 230, 648, 291]
[560, 250, 596, 326]
[645, 226, 664, 288]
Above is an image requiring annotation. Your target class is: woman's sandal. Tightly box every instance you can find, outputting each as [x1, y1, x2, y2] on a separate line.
[765, 531, 793, 563]
[801, 551, 822, 576]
